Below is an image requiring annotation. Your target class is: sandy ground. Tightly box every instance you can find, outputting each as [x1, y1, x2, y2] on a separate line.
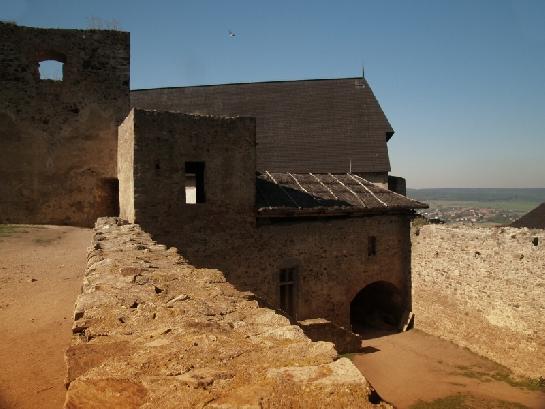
[0, 225, 92, 409]
[352, 329, 545, 409]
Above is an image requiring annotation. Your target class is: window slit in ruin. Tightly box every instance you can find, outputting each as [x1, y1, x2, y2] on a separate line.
[279, 267, 297, 319]
[185, 161, 205, 204]
[368, 236, 377, 256]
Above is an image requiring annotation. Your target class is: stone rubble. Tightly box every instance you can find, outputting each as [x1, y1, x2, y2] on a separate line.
[64, 217, 391, 408]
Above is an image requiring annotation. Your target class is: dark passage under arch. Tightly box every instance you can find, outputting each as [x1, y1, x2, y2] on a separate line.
[350, 281, 404, 335]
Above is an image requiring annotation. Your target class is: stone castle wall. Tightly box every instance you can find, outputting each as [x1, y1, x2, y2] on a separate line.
[412, 224, 545, 378]
[64, 217, 391, 408]
[118, 109, 411, 329]
[0, 23, 129, 226]
[118, 109, 256, 230]
[144, 212, 412, 330]
[118, 109, 413, 332]
[222, 215, 412, 329]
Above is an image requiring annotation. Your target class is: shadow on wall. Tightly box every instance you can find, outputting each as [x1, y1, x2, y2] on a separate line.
[140, 221, 284, 313]
[139, 215, 413, 354]
[138, 218, 371, 354]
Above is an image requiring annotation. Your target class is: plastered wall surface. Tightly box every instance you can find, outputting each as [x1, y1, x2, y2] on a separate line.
[412, 224, 545, 378]
[0, 23, 129, 226]
[64, 217, 392, 409]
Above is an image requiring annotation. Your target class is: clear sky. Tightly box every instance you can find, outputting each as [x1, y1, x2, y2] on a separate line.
[2, 0, 544, 188]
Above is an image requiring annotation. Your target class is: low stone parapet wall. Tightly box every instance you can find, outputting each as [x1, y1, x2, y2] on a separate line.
[412, 224, 545, 378]
[64, 217, 390, 408]
[298, 318, 362, 354]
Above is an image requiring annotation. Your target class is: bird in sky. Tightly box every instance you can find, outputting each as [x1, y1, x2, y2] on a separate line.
[228, 30, 236, 38]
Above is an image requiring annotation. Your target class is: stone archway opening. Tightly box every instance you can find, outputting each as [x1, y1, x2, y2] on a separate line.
[350, 281, 404, 336]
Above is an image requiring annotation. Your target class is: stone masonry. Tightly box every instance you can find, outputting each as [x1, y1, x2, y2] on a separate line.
[412, 224, 545, 378]
[64, 217, 392, 409]
[118, 109, 416, 333]
[0, 22, 129, 226]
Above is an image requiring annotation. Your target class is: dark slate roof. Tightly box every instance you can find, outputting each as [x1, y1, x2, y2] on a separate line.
[131, 78, 393, 174]
[510, 203, 545, 229]
[256, 172, 427, 217]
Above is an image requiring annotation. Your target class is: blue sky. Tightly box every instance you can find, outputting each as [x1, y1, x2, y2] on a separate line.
[2, 0, 544, 188]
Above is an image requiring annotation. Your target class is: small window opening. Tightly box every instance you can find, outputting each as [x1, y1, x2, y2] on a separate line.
[368, 236, 377, 257]
[279, 267, 297, 318]
[185, 161, 205, 204]
[155, 159, 161, 176]
[38, 60, 64, 81]
[36, 50, 66, 81]
[532, 237, 539, 247]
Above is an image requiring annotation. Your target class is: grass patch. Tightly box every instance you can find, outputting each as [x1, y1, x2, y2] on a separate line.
[409, 393, 529, 409]
[0, 224, 28, 236]
[453, 365, 545, 392]
[409, 394, 466, 409]
[32, 236, 61, 245]
[489, 371, 545, 392]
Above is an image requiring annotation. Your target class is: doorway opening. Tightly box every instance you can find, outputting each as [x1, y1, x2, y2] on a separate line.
[350, 281, 404, 336]
[96, 177, 119, 217]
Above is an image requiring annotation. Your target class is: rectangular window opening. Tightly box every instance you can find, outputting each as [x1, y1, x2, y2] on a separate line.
[368, 236, 377, 257]
[279, 267, 297, 318]
[185, 161, 205, 204]
[39, 60, 64, 81]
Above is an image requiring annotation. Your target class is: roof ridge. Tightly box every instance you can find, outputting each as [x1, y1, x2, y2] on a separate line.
[130, 77, 362, 92]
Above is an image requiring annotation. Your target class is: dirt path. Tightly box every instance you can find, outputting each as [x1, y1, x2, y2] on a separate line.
[352, 329, 545, 409]
[0, 225, 92, 409]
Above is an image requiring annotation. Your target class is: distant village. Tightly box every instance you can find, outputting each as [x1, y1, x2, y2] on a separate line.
[418, 205, 522, 225]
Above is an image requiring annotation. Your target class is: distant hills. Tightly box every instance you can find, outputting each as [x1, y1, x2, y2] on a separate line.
[407, 188, 545, 204]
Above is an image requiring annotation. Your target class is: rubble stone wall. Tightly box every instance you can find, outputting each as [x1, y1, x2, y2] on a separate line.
[0, 22, 129, 226]
[223, 215, 412, 329]
[119, 108, 413, 331]
[64, 217, 391, 409]
[122, 109, 256, 232]
[412, 224, 545, 378]
[149, 214, 412, 334]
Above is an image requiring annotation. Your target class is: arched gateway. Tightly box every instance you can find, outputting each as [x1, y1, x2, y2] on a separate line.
[350, 281, 405, 334]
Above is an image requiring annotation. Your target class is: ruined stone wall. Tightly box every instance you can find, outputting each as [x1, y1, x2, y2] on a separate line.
[65, 217, 391, 408]
[0, 22, 129, 226]
[412, 224, 545, 378]
[118, 109, 256, 231]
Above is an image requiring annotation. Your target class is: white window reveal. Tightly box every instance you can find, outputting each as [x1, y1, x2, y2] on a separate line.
[185, 161, 205, 204]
